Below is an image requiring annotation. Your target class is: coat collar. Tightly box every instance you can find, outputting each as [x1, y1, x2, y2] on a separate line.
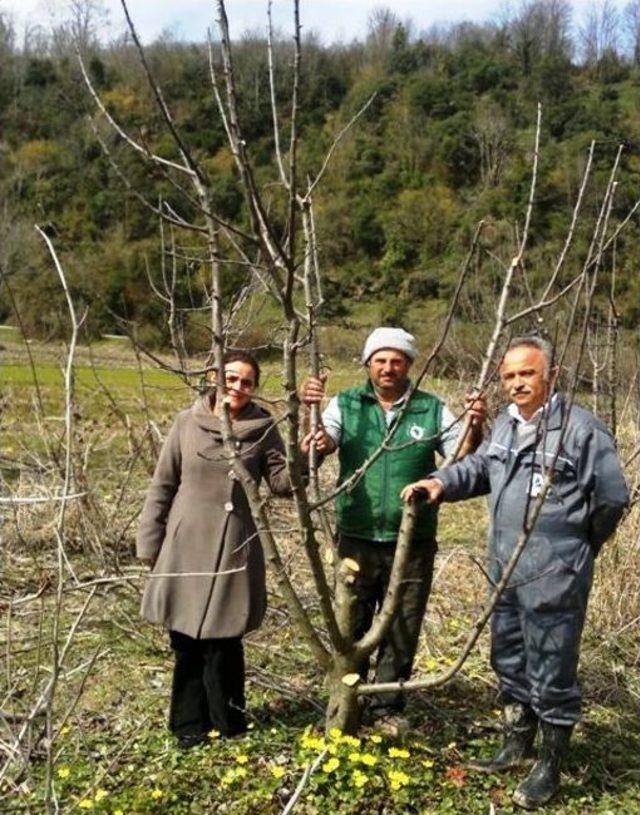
[505, 391, 566, 435]
[191, 395, 275, 440]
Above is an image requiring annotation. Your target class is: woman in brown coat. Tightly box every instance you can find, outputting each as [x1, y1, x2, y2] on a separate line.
[136, 351, 291, 747]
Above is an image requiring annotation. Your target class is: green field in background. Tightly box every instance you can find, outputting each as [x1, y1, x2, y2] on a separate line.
[0, 363, 181, 389]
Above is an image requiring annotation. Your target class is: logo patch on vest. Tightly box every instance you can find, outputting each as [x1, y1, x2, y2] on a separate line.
[409, 424, 425, 441]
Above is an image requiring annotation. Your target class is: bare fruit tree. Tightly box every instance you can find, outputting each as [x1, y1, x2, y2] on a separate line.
[69, 0, 640, 737]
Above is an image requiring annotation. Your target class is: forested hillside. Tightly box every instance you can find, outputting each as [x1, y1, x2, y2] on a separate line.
[2, 1, 640, 346]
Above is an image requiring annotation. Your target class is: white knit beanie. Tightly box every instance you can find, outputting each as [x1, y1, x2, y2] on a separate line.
[361, 327, 418, 364]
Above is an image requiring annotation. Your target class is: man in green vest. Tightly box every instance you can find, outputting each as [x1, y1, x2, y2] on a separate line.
[302, 327, 485, 733]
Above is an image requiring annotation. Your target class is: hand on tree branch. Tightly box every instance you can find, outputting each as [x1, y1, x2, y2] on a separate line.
[300, 374, 327, 406]
[400, 478, 445, 505]
[300, 427, 336, 456]
[465, 390, 488, 428]
[453, 391, 488, 459]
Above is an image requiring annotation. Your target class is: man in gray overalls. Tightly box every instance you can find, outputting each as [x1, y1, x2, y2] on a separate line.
[402, 336, 628, 809]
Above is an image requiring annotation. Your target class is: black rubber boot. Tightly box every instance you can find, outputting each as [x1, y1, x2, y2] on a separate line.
[176, 733, 208, 750]
[468, 702, 538, 773]
[512, 721, 573, 809]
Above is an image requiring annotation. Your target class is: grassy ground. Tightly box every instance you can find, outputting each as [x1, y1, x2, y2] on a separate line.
[1, 335, 638, 814]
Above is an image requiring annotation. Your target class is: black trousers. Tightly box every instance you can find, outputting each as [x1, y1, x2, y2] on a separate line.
[169, 631, 247, 738]
[338, 535, 437, 715]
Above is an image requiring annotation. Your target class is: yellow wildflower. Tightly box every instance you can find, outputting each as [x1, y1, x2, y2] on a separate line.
[221, 772, 235, 786]
[236, 767, 248, 779]
[369, 734, 382, 744]
[270, 766, 286, 779]
[57, 766, 70, 779]
[78, 801, 93, 811]
[94, 789, 108, 802]
[388, 747, 410, 759]
[421, 759, 435, 769]
[150, 789, 163, 799]
[352, 769, 368, 789]
[328, 727, 342, 740]
[114, 810, 124, 815]
[235, 754, 249, 765]
[340, 734, 361, 748]
[387, 769, 411, 790]
[348, 752, 362, 763]
[322, 757, 340, 774]
[360, 753, 378, 767]
[301, 734, 326, 751]
[208, 729, 221, 739]
[59, 726, 71, 736]
[326, 741, 338, 755]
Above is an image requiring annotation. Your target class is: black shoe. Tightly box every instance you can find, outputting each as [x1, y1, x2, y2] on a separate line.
[176, 733, 208, 750]
[468, 702, 537, 773]
[513, 722, 573, 809]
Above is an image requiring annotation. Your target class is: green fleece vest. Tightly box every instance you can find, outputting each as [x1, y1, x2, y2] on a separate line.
[335, 381, 442, 542]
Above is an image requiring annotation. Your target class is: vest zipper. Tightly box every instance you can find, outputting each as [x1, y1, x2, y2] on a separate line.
[377, 406, 391, 536]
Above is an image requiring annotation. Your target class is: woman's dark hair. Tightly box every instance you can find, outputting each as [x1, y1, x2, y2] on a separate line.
[205, 350, 260, 387]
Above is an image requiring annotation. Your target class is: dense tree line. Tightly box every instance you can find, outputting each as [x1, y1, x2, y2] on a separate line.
[1, 1, 640, 346]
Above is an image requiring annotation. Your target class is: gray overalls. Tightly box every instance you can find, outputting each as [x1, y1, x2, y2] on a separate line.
[435, 394, 628, 725]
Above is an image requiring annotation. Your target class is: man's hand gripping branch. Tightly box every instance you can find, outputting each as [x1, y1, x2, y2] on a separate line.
[400, 478, 446, 505]
[299, 374, 337, 456]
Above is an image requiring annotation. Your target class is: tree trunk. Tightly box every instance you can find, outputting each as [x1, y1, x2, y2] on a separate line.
[324, 656, 362, 735]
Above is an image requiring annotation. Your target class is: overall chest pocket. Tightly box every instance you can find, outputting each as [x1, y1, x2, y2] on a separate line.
[487, 442, 510, 482]
[531, 453, 577, 505]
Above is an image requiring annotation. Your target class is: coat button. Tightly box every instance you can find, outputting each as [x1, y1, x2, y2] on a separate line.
[224, 501, 234, 512]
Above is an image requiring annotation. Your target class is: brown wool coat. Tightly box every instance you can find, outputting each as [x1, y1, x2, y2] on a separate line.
[136, 396, 290, 639]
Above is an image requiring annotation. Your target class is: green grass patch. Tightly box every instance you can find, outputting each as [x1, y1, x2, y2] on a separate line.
[0, 364, 180, 390]
[0, 324, 21, 340]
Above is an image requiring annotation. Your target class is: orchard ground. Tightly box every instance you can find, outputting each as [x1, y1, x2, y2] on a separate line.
[1, 333, 638, 814]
